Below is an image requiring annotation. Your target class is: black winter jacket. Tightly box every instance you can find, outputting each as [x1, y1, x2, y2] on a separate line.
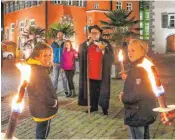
[27, 64, 58, 119]
[122, 57, 157, 127]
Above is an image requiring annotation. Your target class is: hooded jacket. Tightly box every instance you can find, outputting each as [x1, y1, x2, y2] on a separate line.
[27, 58, 58, 122]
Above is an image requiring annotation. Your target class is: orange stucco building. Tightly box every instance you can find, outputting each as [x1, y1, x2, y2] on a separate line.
[3, 0, 139, 58]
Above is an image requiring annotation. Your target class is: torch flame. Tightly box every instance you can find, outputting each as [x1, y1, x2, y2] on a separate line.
[138, 58, 164, 97]
[118, 50, 123, 62]
[16, 63, 31, 84]
[11, 63, 31, 113]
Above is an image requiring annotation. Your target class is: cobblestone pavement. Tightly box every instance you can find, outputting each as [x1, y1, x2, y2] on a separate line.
[1, 54, 175, 139]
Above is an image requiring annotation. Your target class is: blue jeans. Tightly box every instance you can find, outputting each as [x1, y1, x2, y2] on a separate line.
[36, 120, 51, 139]
[52, 64, 68, 92]
[129, 125, 150, 139]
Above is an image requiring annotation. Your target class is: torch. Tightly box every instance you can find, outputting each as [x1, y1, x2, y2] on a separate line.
[138, 58, 175, 121]
[4, 63, 31, 139]
[118, 50, 125, 74]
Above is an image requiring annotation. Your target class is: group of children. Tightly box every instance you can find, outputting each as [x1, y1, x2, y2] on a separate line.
[23, 38, 171, 139]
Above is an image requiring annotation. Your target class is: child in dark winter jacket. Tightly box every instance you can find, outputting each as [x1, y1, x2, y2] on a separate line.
[60, 40, 78, 97]
[119, 39, 157, 139]
[26, 43, 58, 139]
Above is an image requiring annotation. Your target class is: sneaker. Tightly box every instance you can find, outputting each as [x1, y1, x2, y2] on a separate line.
[66, 91, 72, 97]
[64, 91, 68, 96]
[103, 109, 109, 115]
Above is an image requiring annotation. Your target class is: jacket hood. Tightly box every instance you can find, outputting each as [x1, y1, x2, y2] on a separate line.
[26, 58, 42, 65]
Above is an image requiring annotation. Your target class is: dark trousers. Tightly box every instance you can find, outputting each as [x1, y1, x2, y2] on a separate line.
[129, 125, 150, 139]
[65, 70, 75, 90]
[89, 79, 101, 110]
[36, 120, 51, 139]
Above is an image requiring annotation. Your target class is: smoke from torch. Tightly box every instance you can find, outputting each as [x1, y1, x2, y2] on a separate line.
[5, 63, 31, 139]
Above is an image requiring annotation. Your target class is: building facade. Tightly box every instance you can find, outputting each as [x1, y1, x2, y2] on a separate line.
[150, 1, 175, 53]
[3, 0, 140, 58]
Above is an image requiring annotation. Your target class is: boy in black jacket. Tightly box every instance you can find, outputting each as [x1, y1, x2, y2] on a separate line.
[27, 43, 58, 139]
[119, 39, 156, 139]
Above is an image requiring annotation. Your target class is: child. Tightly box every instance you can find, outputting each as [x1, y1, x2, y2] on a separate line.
[119, 39, 157, 139]
[26, 43, 58, 139]
[60, 40, 78, 97]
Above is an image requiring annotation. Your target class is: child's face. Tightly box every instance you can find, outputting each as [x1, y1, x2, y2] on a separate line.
[65, 42, 71, 50]
[39, 49, 53, 66]
[128, 43, 145, 62]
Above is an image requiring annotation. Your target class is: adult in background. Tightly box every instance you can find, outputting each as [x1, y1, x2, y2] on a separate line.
[51, 31, 68, 96]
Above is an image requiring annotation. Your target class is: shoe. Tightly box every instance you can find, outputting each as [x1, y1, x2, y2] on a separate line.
[86, 108, 98, 113]
[70, 90, 76, 97]
[66, 91, 72, 97]
[65, 91, 68, 96]
[103, 109, 109, 115]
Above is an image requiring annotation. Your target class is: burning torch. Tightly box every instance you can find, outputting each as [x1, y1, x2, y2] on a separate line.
[4, 63, 31, 139]
[138, 58, 175, 121]
[118, 50, 126, 75]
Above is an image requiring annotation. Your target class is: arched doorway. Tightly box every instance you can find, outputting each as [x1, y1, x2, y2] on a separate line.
[167, 34, 175, 52]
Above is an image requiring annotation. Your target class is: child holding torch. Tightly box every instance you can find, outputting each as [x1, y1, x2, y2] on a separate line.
[119, 39, 157, 139]
[26, 43, 58, 139]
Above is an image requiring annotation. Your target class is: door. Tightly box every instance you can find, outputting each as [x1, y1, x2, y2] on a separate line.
[167, 34, 175, 52]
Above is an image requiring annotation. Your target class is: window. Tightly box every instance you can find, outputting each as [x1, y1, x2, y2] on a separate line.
[73, 1, 78, 6]
[6, 3, 10, 14]
[25, 1, 31, 8]
[79, 0, 84, 7]
[33, 1, 37, 6]
[36, 0, 42, 5]
[15, 1, 20, 11]
[10, 2, 14, 12]
[31, 1, 34, 6]
[126, 3, 132, 11]
[162, 14, 168, 28]
[11, 23, 15, 33]
[54, 0, 62, 4]
[145, 10, 149, 20]
[6, 29, 9, 40]
[19, 1, 25, 10]
[20, 21, 25, 32]
[94, 3, 99, 9]
[168, 14, 175, 28]
[116, 1, 122, 10]
[30, 19, 35, 27]
[66, 0, 73, 5]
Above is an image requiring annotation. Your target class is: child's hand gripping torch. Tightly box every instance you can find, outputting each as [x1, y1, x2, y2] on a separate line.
[4, 63, 31, 139]
[138, 58, 175, 123]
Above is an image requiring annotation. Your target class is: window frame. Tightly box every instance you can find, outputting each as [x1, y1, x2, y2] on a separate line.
[116, 1, 122, 10]
[11, 23, 15, 33]
[94, 3, 99, 9]
[168, 13, 175, 28]
[20, 21, 25, 32]
[30, 19, 35, 27]
[126, 2, 132, 11]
